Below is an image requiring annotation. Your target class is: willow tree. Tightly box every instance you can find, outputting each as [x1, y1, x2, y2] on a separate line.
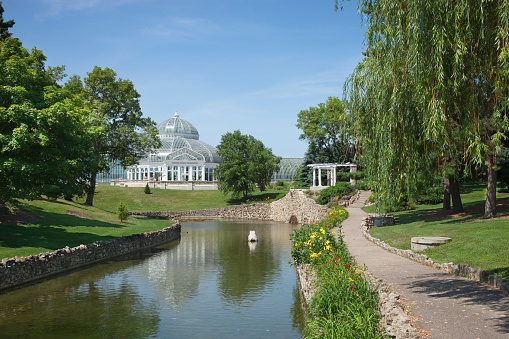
[342, 0, 509, 217]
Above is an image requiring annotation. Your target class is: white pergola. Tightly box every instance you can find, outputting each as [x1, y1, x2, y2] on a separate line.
[308, 163, 357, 190]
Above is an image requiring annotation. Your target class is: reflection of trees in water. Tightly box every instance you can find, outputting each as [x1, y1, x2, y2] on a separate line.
[0, 275, 160, 338]
[290, 286, 306, 335]
[215, 221, 296, 308]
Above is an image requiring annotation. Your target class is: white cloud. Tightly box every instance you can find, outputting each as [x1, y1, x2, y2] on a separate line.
[40, 0, 140, 15]
[142, 16, 274, 43]
[142, 17, 223, 42]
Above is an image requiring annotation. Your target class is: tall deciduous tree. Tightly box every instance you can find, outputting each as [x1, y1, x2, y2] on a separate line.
[296, 97, 356, 189]
[342, 0, 509, 217]
[215, 130, 281, 201]
[66, 67, 160, 206]
[296, 96, 354, 164]
[0, 37, 93, 205]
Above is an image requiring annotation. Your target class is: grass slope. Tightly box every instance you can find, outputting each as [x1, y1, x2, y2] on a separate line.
[0, 186, 288, 260]
[365, 183, 509, 281]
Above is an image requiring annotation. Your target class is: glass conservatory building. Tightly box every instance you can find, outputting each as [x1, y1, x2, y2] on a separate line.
[126, 112, 220, 182]
[272, 157, 304, 182]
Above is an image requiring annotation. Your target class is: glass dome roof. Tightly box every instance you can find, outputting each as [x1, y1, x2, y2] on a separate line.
[157, 112, 199, 140]
[148, 112, 220, 163]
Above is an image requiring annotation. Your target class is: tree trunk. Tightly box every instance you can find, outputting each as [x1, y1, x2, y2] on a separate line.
[485, 160, 497, 218]
[449, 177, 463, 214]
[85, 171, 97, 206]
[443, 177, 451, 210]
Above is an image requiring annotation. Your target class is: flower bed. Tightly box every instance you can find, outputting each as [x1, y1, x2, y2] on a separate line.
[290, 206, 385, 338]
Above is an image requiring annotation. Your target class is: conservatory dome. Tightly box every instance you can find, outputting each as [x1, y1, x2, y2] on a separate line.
[152, 112, 220, 163]
[127, 111, 220, 183]
[157, 112, 199, 140]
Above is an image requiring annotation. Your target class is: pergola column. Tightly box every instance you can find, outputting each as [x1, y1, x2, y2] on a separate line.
[318, 168, 322, 187]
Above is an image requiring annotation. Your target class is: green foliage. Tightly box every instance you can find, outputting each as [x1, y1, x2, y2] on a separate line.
[367, 183, 509, 281]
[0, 2, 14, 39]
[498, 146, 509, 189]
[344, 0, 509, 217]
[353, 181, 372, 191]
[275, 180, 285, 187]
[0, 37, 93, 204]
[316, 182, 354, 205]
[144, 183, 151, 194]
[116, 201, 128, 223]
[215, 130, 281, 201]
[296, 96, 354, 163]
[65, 67, 161, 206]
[295, 97, 357, 188]
[289, 208, 383, 338]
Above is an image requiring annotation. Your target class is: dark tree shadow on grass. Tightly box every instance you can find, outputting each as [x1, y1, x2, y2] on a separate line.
[404, 273, 509, 335]
[226, 191, 288, 205]
[0, 223, 116, 253]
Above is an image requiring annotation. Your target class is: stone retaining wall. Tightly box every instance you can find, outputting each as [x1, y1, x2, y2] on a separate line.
[362, 225, 509, 292]
[130, 189, 329, 224]
[362, 213, 395, 227]
[293, 264, 419, 339]
[0, 224, 181, 292]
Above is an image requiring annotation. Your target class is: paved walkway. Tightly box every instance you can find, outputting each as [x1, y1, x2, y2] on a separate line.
[341, 191, 509, 338]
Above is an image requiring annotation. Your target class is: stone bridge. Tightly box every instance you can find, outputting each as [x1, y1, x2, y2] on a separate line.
[130, 189, 329, 224]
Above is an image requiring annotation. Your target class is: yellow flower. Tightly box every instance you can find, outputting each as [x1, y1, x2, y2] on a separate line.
[325, 245, 330, 250]
[310, 252, 318, 258]
[349, 277, 354, 282]
[310, 235, 316, 240]
[295, 243, 299, 246]
[356, 270, 361, 274]
[320, 229, 325, 234]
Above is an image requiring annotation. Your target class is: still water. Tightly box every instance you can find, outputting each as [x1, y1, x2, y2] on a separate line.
[0, 220, 305, 338]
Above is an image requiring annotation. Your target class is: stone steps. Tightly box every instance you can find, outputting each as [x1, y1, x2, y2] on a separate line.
[350, 190, 372, 208]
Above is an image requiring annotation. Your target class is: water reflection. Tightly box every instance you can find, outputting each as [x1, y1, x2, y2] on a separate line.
[0, 220, 305, 338]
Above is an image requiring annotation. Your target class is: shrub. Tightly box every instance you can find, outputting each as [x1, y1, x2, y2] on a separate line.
[316, 182, 354, 205]
[354, 181, 372, 191]
[144, 183, 151, 194]
[117, 201, 128, 223]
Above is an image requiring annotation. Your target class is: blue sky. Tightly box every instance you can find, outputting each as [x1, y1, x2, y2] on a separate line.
[4, 0, 366, 157]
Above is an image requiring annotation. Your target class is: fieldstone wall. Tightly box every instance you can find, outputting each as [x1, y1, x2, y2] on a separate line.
[362, 213, 395, 227]
[293, 264, 419, 339]
[0, 224, 181, 292]
[130, 189, 329, 224]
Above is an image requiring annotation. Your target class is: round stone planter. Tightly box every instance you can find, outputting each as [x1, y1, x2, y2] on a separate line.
[411, 237, 452, 251]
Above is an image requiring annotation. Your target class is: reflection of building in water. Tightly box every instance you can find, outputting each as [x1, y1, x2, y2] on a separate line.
[141, 229, 219, 307]
[131, 221, 298, 310]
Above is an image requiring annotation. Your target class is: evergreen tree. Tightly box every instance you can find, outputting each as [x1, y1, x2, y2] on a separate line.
[117, 201, 128, 223]
[0, 2, 14, 39]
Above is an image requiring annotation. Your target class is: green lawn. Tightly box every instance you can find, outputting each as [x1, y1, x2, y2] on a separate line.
[0, 186, 289, 260]
[365, 183, 509, 281]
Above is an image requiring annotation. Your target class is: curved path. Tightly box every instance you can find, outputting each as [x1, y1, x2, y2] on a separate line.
[341, 191, 509, 338]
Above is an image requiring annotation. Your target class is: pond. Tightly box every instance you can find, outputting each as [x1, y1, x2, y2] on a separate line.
[0, 220, 306, 338]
